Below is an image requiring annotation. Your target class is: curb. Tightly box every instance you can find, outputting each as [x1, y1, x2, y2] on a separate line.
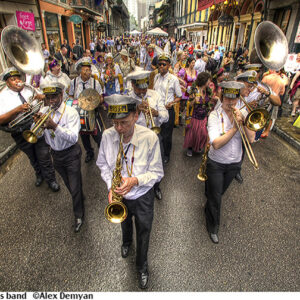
[273, 125, 300, 152]
[0, 143, 17, 166]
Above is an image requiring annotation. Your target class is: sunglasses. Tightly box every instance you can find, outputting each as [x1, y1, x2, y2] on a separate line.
[158, 63, 167, 66]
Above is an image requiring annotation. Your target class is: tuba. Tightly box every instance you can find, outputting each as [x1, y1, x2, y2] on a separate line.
[1, 25, 44, 75]
[104, 134, 128, 223]
[250, 21, 288, 71]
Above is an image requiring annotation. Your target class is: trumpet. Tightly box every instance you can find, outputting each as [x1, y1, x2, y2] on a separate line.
[105, 134, 128, 223]
[8, 100, 43, 128]
[23, 108, 54, 144]
[197, 141, 210, 181]
[232, 108, 259, 170]
[142, 96, 161, 135]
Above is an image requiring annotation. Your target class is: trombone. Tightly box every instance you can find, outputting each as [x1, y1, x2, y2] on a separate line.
[142, 96, 161, 135]
[23, 108, 54, 144]
[232, 108, 259, 170]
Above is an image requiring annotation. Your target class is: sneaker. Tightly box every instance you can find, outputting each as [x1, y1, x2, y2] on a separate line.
[186, 149, 193, 157]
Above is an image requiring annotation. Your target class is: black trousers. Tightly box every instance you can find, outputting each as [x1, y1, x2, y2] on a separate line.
[154, 133, 164, 191]
[80, 117, 102, 157]
[11, 132, 56, 184]
[121, 188, 155, 273]
[51, 143, 85, 219]
[160, 107, 175, 158]
[205, 158, 242, 234]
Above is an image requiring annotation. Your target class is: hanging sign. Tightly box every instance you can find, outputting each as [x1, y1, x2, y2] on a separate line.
[70, 15, 83, 24]
[16, 11, 35, 31]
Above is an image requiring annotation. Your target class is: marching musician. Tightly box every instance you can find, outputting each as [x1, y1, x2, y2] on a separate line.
[68, 57, 104, 163]
[205, 81, 255, 244]
[154, 53, 182, 164]
[0, 67, 59, 191]
[39, 81, 85, 233]
[127, 67, 168, 200]
[129, 46, 140, 66]
[118, 49, 135, 90]
[96, 94, 164, 289]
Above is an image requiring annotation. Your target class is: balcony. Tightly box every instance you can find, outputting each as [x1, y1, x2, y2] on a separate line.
[112, 0, 129, 19]
[70, 0, 103, 16]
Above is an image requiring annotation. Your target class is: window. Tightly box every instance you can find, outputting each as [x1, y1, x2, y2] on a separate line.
[274, 7, 292, 35]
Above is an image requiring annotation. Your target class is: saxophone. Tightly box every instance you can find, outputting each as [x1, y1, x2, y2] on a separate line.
[104, 134, 128, 223]
[197, 142, 210, 181]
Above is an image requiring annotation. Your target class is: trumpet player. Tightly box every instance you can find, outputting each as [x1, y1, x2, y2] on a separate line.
[0, 67, 59, 191]
[96, 94, 164, 289]
[154, 53, 182, 164]
[205, 81, 255, 244]
[39, 81, 85, 233]
[127, 68, 168, 200]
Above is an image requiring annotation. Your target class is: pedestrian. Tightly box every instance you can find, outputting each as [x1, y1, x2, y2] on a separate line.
[41, 43, 50, 63]
[72, 40, 84, 60]
[61, 39, 71, 58]
[96, 94, 164, 289]
[218, 41, 225, 68]
[194, 52, 206, 74]
[54, 45, 70, 75]
[184, 72, 213, 157]
[89, 40, 95, 56]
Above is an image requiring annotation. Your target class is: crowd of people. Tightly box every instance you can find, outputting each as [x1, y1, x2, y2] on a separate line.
[1, 31, 299, 290]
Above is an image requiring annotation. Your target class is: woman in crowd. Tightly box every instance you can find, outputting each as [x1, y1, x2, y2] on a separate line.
[209, 67, 225, 107]
[183, 72, 212, 157]
[177, 57, 198, 126]
[222, 51, 234, 73]
[101, 53, 122, 96]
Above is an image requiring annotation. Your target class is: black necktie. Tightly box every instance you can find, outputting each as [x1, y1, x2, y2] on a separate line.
[18, 92, 26, 104]
[82, 82, 86, 90]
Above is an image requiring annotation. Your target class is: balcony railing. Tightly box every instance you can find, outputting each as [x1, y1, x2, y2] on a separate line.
[71, 0, 104, 16]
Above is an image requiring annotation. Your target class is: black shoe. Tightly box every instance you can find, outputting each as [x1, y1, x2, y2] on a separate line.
[138, 271, 149, 289]
[121, 245, 130, 258]
[163, 156, 170, 165]
[74, 218, 83, 233]
[49, 181, 60, 192]
[85, 153, 94, 163]
[154, 187, 162, 200]
[209, 233, 219, 244]
[35, 176, 43, 187]
[235, 172, 243, 184]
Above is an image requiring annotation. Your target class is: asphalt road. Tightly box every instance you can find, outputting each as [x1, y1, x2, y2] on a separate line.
[0, 127, 299, 292]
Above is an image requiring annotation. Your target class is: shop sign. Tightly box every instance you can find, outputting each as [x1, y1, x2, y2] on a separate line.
[295, 22, 300, 43]
[70, 15, 83, 24]
[16, 11, 35, 31]
[97, 23, 106, 32]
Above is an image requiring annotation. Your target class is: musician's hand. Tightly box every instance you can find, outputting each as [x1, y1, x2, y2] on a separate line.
[43, 116, 57, 130]
[17, 103, 30, 113]
[249, 100, 258, 108]
[114, 177, 138, 196]
[233, 107, 243, 128]
[108, 189, 113, 204]
[257, 86, 269, 96]
[165, 102, 173, 109]
[34, 94, 45, 101]
[33, 112, 42, 123]
[151, 108, 159, 117]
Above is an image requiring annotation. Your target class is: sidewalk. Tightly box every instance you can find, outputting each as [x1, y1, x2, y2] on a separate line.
[0, 131, 17, 165]
[273, 103, 300, 151]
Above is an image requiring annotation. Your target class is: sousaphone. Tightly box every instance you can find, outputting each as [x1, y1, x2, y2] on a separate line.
[1, 25, 44, 75]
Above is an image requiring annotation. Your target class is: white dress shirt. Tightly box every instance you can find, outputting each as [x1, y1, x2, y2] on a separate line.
[208, 105, 248, 164]
[154, 72, 182, 105]
[194, 58, 206, 73]
[97, 124, 164, 200]
[129, 89, 169, 128]
[40, 102, 80, 151]
[69, 75, 103, 99]
[0, 86, 35, 115]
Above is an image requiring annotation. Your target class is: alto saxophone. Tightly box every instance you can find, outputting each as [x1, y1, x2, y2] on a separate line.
[104, 134, 128, 223]
[197, 142, 210, 181]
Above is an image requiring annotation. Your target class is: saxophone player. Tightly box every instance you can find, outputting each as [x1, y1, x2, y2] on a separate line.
[96, 94, 164, 289]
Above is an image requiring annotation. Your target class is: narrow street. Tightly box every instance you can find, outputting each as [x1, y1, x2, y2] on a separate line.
[0, 128, 299, 291]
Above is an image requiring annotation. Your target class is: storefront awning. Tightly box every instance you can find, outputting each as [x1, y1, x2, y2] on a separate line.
[178, 22, 207, 29]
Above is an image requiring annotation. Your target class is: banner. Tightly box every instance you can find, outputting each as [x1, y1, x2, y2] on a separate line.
[197, 0, 225, 11]
[16, 11, 35, 31]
